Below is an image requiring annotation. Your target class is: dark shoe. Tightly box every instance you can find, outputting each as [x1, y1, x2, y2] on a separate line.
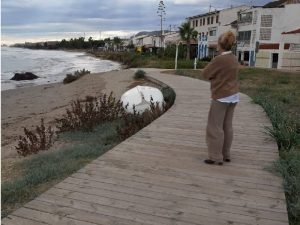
[204, 159, 223, 165]
[223, 159, 231, 162]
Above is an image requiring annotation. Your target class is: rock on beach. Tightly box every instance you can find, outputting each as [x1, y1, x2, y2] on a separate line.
[11, 72, 39, 81]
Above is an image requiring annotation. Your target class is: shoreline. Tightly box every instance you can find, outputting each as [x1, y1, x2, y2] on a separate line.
[1, 47, 122, 92]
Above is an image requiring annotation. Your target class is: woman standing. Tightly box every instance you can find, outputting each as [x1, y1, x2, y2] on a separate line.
[202, 31, 239, 165]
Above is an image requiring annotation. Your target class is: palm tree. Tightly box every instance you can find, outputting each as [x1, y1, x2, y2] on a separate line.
[179, 22, 198, 60]
[113, 37, 122, 51]
[88, 37, 93, 49]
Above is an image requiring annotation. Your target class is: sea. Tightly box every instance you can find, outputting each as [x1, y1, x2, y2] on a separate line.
[1, 47, 121, 91]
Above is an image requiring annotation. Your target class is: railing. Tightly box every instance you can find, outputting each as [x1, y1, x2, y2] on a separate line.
[237, 40, 250, 47]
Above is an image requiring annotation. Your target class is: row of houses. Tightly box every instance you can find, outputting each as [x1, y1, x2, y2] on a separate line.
[131, 0, 300, 71]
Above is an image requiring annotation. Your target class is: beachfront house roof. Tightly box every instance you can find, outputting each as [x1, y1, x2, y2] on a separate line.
[282, 28, 300, 34]
[187, 10, 220, 20]
[263, 0, 300, 8]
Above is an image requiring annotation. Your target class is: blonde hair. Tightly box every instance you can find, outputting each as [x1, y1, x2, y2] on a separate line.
[218, 31, 236, 51]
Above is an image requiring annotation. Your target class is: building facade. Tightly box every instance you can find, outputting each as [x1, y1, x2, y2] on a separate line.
[188, 11, 220, 58]
[188, 5, 248, 59]
[237, 2, 300, 70]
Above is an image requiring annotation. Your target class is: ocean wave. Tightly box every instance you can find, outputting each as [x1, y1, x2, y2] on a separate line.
[1, 47, 120, 91]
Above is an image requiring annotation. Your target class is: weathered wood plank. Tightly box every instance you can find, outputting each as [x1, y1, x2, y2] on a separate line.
[2, 216, 48, 225]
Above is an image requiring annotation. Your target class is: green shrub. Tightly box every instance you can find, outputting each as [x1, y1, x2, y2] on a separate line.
[63, 69, 90, 84]
[56, 93, 124, 132]
[201, 56, 212, 62]
[134, 69, 146, 79]
[117, 98, 166, 140]
[161, 86, 176, 107]
[15, 119, 54, 157]
[277, 75, 290, 84]
[274, 151, 300, 225]
[252, 96, 299, 151]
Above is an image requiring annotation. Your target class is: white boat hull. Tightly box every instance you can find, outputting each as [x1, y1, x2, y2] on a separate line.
[121, 86, 164, 114]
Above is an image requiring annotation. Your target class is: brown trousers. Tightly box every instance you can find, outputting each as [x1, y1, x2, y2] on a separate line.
[206, 100, 237, 162]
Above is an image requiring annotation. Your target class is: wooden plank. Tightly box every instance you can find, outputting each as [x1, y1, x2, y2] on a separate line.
[80, 161, 284, 193]
[10, 207, 98, 225]
[71, 169, 286, 202]
[45, 184, 287, 223]
[58, 175, 287, 214]
[35, 192, 251, 225]
[92, 152, 283, 187]
[1, 216, 48, 225]
[25, 199, 197, 225]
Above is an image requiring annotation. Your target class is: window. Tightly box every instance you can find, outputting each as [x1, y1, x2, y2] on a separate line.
[209, 30, 217, 36]
[238, 12, 253, 23]
[200, 19, 202, 26]
[261, 15, 272, 27]
[203, 18, 205, 25]
[253, 11, 257, 24]
[216, 15, 219, 23]
[259, 28, 272, 40]
[192, 20, 195, 27]
[237, 31, 251, 45]
[211, 16, 214, 24]
[196, 20, 198, 27]
[208, 27, 217, 36]
[252, 30, 256, 44]
[207, 17, 210, 25]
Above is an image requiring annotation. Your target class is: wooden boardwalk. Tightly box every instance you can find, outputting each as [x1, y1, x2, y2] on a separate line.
[2, 69, 288, 225]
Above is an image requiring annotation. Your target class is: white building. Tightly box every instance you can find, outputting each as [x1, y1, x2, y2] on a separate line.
[131, 31, 163, 49]
[188, 5, 248, 59]
[237, 2, 300, 70]
[188, 10, 220, 58]
[163, 31, 181, 46]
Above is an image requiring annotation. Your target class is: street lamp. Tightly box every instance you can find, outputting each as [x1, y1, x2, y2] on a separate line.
[175, 41, 182, 70]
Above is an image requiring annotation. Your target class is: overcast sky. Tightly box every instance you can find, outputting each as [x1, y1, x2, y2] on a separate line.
[1, 0, 270, 44]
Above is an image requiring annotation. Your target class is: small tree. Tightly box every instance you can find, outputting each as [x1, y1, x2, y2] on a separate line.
[179, 22, 198, 60]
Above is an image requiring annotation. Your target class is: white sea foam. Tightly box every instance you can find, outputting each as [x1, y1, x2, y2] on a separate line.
[1, 47, 120, 91]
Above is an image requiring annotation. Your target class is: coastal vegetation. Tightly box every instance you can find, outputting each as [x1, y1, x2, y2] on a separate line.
[90, 51, 209, 70]
[134, 69, 146, 79]
[56, 93, 124, 132]
[16, 119, 54, 157]
[12, 36, 129, 51]
[2, 78, 176, 218]
[63, 68, 91, 84]
[163, 68, 300, 225]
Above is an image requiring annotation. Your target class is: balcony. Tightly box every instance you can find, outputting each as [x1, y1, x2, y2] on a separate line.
[237, 40, 250, 47]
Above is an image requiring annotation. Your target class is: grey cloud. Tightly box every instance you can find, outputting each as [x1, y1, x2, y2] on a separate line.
[1, 0, 270, 43]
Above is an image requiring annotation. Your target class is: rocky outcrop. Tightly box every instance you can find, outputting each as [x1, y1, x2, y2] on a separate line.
[11, 72, 39, 81]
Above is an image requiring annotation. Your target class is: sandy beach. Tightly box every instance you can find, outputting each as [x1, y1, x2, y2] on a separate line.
[1, 69, 147, 180]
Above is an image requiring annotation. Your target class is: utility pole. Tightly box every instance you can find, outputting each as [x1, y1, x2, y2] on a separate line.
[157, 1, 166, 48]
